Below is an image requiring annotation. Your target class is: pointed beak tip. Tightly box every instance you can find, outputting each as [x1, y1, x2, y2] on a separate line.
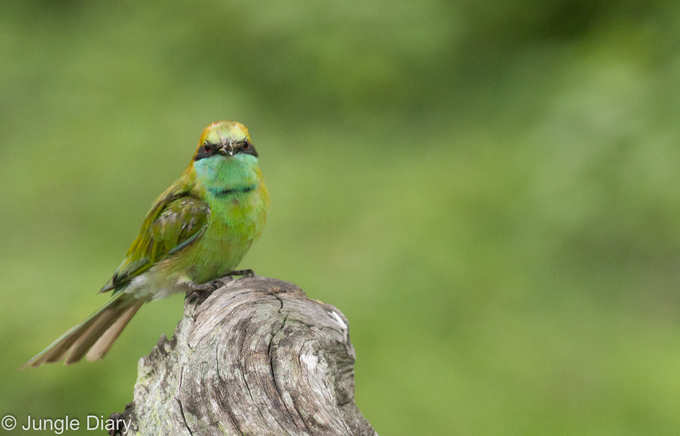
[217, 146, 234, 157]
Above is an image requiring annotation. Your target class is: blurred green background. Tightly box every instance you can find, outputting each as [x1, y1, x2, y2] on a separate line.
[2, 1, 680, 435]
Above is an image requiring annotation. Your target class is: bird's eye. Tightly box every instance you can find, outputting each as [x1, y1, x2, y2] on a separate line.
[194, 143, 215, 161]
[239, 141, 258, 157]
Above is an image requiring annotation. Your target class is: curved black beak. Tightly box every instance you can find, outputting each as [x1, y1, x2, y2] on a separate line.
[217, 144, 235, 156]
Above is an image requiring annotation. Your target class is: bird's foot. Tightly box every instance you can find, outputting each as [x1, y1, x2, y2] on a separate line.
[185, 278, 227, 303]
[225, 268, 255, 278]
[184, 271, 254, 303]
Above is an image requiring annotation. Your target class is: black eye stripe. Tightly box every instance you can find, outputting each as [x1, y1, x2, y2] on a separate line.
[238, 141, 258, 157]
[194, 140, 259, 160]
[194, 143, 217, 161]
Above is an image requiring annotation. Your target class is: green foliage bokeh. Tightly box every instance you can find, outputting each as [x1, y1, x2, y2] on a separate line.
[2, 1, 680, 434]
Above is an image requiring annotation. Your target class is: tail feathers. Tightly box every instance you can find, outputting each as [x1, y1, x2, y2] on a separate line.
[24, 294, 144, 368]
[86, 302, 142, 362]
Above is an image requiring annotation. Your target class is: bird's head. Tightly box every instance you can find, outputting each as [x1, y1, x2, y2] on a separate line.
[191, 121, 263, 194]
[193, 120, 257, 161]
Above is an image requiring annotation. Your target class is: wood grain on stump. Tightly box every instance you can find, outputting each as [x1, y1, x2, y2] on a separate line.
[111, 276, 376, 436]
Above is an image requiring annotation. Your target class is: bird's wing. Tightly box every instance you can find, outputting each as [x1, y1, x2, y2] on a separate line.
[100, 192, 210, 293]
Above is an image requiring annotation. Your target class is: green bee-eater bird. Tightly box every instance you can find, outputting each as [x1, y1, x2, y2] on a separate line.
[25, 120, 269, 367]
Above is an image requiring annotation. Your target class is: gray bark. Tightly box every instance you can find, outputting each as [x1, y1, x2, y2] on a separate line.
[110, 276, 376, 436]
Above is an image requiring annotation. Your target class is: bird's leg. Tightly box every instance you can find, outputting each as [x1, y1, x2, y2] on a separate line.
[225, 269, 255, 278]
[185, 278, 230, 302]
[185, 270, 254, 302]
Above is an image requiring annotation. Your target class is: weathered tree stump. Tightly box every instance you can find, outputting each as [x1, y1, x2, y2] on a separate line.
[111, 276, 376, 435]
